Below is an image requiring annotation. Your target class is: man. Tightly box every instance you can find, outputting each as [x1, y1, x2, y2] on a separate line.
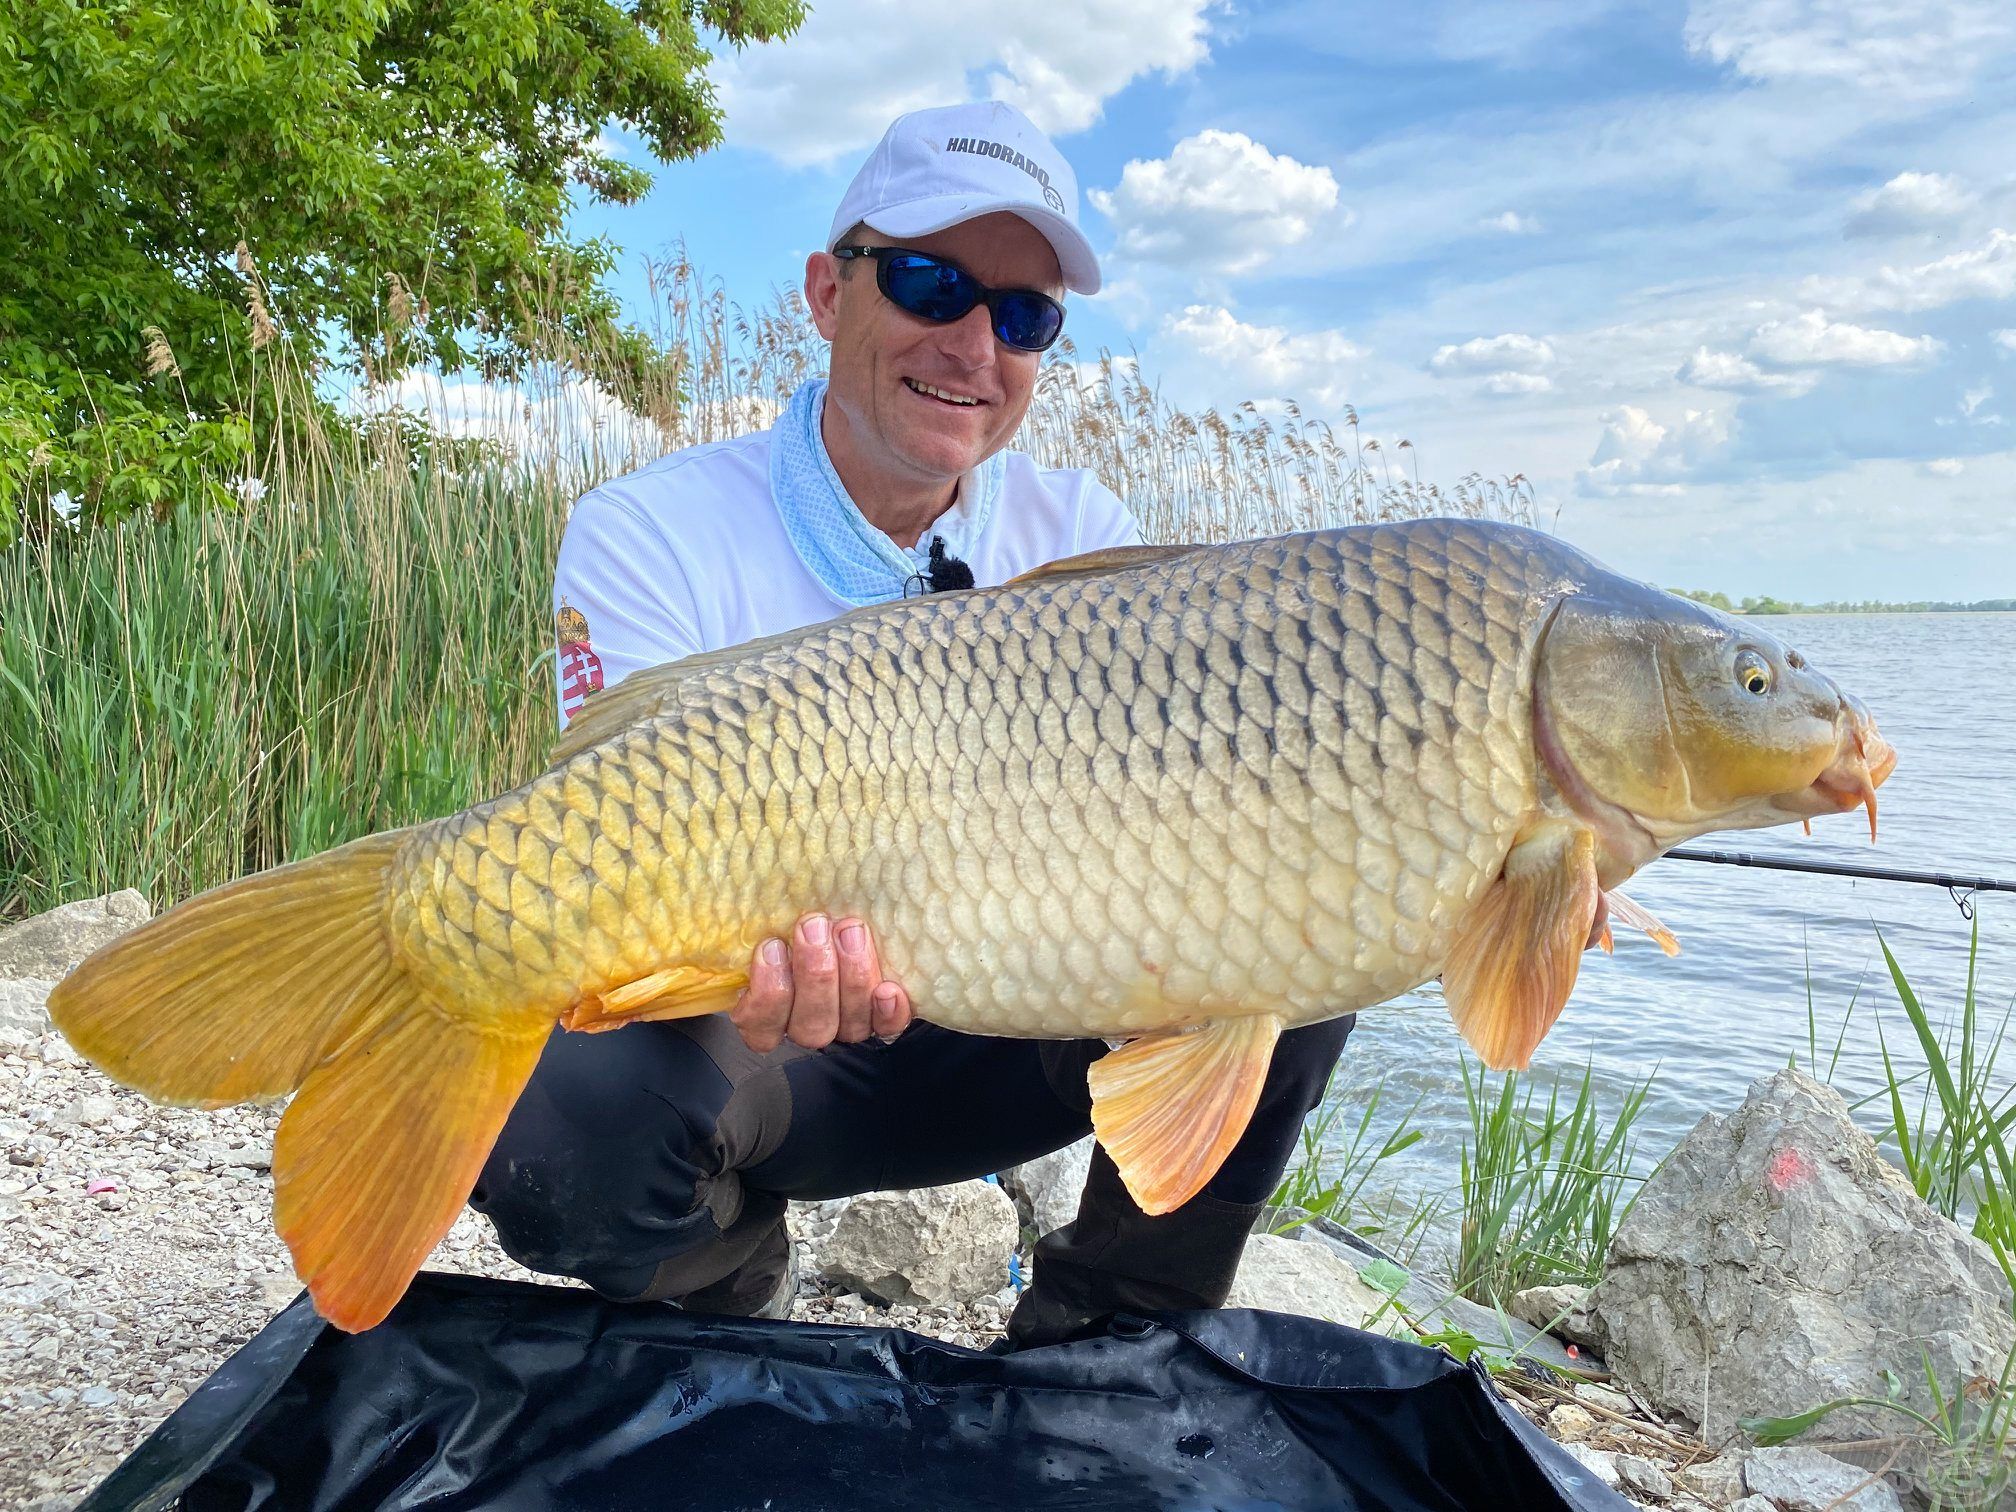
[472, 101, 1355, 1347]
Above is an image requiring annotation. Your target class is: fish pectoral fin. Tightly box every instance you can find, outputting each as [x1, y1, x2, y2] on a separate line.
[1443, 823, 1601, 1071]
[1088, 1013, 1285, 1216]
[561, 966, 747, 1033]
[1604, 889, 1680, 957]
[274, 1015, 550, 1332]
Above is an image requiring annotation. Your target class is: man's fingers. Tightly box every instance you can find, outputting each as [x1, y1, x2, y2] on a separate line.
[732, 937, 793, 1053]
[833, 919, 881, 1043]
[871, 981, 913, 1041]
[786, 913, 840, 1049]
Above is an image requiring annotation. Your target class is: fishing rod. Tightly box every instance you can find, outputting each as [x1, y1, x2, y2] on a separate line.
[1665, 846, 2016, 919]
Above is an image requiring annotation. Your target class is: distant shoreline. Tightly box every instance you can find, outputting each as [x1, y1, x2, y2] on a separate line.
[1673, 591, 2016, 616]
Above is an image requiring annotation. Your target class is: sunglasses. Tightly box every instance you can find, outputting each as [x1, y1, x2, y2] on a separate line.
[831, 245, 1066, 353]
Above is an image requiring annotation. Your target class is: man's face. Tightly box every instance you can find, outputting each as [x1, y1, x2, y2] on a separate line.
[806, 212, 1063, 490]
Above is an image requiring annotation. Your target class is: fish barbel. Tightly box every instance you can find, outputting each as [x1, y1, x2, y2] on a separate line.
[48, 520, 1895, 1330]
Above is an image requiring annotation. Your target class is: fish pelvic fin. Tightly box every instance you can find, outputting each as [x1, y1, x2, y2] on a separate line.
[1088, 1013, 1285, 1216]
[560, 965, 746, 1032]
[45, 828, 548, 1332]
[1442, 822, 1601, 1071]
[1604, 889, 1680, 956]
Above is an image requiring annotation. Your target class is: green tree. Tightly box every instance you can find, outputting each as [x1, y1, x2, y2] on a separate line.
[0, 0, 801, 539]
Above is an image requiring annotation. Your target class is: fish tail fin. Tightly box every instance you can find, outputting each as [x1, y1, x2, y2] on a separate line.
[46, 831, 548, 1331]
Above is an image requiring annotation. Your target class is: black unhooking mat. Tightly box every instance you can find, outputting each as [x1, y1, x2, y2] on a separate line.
[78, 1270, 1628, 1512]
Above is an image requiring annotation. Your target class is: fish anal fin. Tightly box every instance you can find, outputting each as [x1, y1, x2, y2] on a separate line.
[561, 965, 746, 1033]
[1088, 1013, 1285, 1216]
[1443, 824, 1600, 1071]
[1004, 543, 1201, 588]
[273, 1014, 549, 1332]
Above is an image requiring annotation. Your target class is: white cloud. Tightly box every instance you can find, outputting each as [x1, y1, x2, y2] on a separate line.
[1481, 211, 1541, 235]
[1580, 404, 1734, 495]
[1678, 346, 1819, 395]
[1159, 305, 1361, 406]
[1802, 229, 2016, 312]
[1748, 309, 1942, 366]
[1994, 330, 2016, 353]
[1924, 457, 1965, 476]
[1429, 333, 1555, 374]
[708, 0, 1212, 166]
[1089, 131, 1341, 275]
[1683, 0, 2016, 98]
[1479, 371, 1553, 396]
[1845, 170, 1976, 236]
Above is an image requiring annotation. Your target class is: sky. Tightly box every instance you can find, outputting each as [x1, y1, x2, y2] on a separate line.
[555, 0, 2016, 604]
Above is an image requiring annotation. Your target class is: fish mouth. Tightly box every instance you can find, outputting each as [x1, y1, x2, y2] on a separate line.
[1777, 695, 1897, 842]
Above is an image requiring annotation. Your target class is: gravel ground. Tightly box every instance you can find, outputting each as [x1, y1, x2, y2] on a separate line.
[0, 1028, 1009, 1511]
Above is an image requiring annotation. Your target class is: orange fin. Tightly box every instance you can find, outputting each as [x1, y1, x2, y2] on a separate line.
[1443, 824, 1600, 1070]
[561, 965, 746, 1032]
[1604, 890, 1680, 957]
[1088, 1014, 1284, 1216]
[274, 1014, 549, 1332]
[45, 831, 408, 1107]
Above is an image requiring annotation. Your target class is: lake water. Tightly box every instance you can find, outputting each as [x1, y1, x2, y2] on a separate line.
[1321, 612, 2016, 1240]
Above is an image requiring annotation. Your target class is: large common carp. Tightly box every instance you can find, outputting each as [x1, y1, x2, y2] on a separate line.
[50, 520, 1894, 1331]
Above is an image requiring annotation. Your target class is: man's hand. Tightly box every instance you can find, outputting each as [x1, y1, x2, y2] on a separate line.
[730, 913, 914, 1053]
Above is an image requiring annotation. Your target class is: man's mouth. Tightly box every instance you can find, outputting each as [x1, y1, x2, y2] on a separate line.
[903, 378, 983, 407]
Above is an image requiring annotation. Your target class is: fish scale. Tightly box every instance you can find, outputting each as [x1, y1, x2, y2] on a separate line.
[384, 520, 1550, 1038]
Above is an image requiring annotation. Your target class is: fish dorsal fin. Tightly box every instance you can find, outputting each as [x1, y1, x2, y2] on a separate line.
[548, 594, 938, 767]
[1003, 542, 1203, 587]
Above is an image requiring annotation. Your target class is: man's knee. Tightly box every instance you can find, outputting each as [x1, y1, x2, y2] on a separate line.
[467, 1023, 745, 1298]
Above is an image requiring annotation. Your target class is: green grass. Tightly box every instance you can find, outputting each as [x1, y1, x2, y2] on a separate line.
[1452, 1056, 1654, 1305]
[1269, 1067, 1440, 1263]
[0, 455, 566, 914]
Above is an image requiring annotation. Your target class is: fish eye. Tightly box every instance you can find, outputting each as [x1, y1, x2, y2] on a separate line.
[1736, 650, 1772, 696]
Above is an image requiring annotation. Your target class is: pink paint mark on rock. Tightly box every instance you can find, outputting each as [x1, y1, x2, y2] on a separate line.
[1766, 1147, 1815, 1193]
[85, 1177, 118, 1195]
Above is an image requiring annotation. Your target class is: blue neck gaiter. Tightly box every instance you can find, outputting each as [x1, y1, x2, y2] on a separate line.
[769, 377, 1002, 607]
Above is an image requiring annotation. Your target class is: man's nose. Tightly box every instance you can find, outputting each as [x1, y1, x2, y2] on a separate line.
[935, 304, 997, 371]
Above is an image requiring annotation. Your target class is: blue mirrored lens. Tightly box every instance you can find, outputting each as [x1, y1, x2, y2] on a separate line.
[884, 256, 978, 323]
[992, 292, 1064, 351]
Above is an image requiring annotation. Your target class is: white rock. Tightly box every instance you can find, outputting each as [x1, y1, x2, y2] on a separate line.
[0, 980, 56, 1036]
[821, 1181, 1018, 1307]
[998, 1136, 1094, 1238]
[1590, 1070, 2014, 1452]
[1507, 1282, 1600, 1347]
[0, 891, 151, 980]
[1682, 1450, 1750, 1504]
[1224, 1234, 1394, 1331]
[1614, 1453, 1672, 1499]
[1742, 1447, 1903, 1511]
[58, 1096, 119, 1127]
[1726, 1498, 1777, 1512]
[1557, 1442, 1621, 1488]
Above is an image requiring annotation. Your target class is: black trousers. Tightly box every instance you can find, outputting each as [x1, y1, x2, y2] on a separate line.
[470, 1011, 1356, 1346]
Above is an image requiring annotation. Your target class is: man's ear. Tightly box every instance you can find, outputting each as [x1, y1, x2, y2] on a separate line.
[804, 251, 842, 341]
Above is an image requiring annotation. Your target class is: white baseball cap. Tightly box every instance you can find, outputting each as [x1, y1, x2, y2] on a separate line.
[827, 102, 1101, 295]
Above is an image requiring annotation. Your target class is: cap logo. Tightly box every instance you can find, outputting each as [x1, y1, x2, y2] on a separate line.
[946, 136, 1067, 213]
